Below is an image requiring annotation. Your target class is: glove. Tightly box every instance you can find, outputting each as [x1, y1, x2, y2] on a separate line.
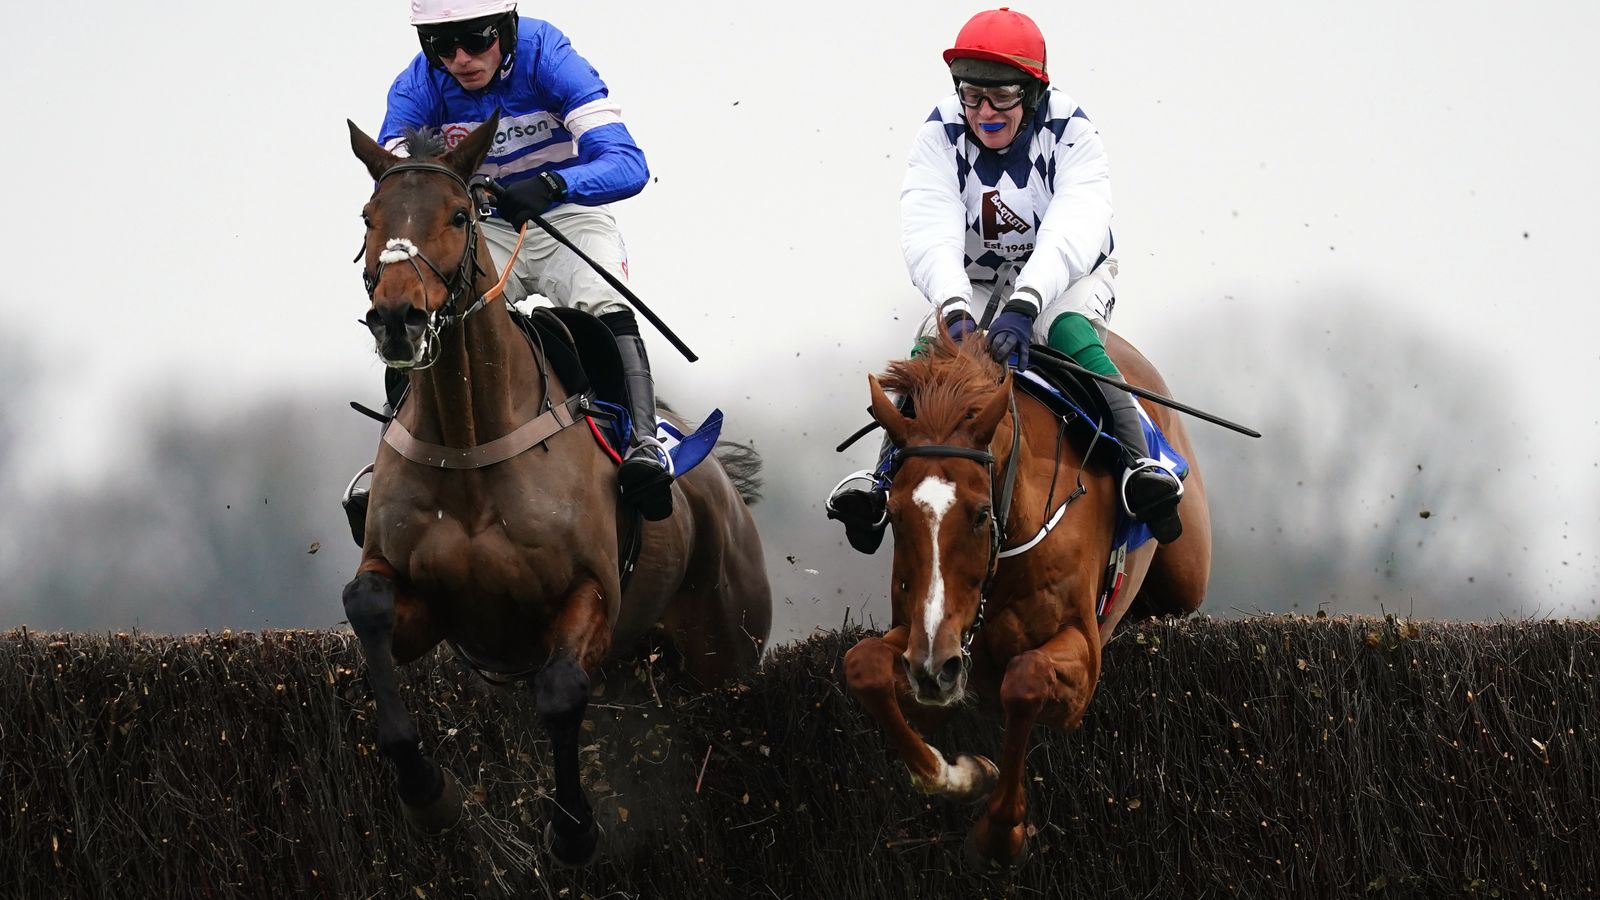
[944, 309, 977, 342]
[986, 300, 1036, 370]
[489, 172, 567, 229]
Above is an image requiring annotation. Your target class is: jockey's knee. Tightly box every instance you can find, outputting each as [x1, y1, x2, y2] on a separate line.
[599, 307, 639, 337]
[1046, 312, 1118, 377]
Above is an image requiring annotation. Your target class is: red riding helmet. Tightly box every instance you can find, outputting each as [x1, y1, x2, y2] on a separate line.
[943, 7, 1049, 85]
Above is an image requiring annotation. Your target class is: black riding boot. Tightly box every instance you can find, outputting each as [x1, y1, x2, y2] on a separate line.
[604, 311, 674, 521]
[1097, 377, 1183, 543]
[825, 438, 893, 554]
[825, 395, 912, 555]
[341, 369, 411, 548]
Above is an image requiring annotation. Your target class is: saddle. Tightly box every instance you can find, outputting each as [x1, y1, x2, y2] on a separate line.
[1012, 348, 1125, 470]
[514, 307, 629, 412]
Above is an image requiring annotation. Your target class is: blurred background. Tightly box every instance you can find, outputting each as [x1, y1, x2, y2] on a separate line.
[1, 1, 1595, 640]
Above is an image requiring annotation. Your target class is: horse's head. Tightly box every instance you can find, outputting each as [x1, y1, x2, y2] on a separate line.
[869, 331, 1012, 707]
[348, 114, 500, 368]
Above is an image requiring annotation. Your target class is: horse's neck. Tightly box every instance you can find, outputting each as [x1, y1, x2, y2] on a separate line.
[993, 400, 1069, 533]
[405, 300, 558, 448]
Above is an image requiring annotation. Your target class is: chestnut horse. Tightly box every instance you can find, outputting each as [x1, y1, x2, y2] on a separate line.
[342, 116, 771, 865]
[843, 330, 1210, 867]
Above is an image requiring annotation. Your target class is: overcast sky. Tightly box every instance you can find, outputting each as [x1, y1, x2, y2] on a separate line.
[1, 1, 1596, 634]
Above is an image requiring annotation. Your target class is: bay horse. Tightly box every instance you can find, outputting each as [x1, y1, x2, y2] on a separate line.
[342, 115, 771, 865]
[843, 328, 1210, 867]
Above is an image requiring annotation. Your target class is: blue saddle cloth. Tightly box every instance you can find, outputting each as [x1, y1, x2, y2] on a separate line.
[1016, 369, 1187, 552]
[591, 400, 723, 477]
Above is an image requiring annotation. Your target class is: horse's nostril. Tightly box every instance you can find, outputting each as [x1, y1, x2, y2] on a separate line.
[939, 656, 964, 686]
[405, 306, 429, 328]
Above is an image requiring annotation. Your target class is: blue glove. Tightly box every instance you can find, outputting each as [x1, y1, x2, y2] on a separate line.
[986, 300, 1036, 370]
[944, 310, 977, 342]
[488, 172, 567, 229]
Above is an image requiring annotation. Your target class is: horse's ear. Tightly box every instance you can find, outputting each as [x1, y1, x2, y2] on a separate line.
[869, 375, 911, 447]
[349, 120, 398, 182]
[442, 111, 502, 180]
[971, 375, 1012, 446]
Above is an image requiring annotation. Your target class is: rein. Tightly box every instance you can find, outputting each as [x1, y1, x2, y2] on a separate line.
[892, 382, 1022, 653]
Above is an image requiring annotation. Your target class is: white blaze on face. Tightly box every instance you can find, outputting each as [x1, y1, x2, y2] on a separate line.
[911, 476, 958, 660]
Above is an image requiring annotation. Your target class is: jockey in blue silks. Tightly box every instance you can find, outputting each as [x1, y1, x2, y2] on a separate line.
[357, 0, 673, 521]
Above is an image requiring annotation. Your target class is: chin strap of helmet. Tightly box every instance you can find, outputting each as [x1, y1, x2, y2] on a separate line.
[494, 12, 517, 77]
[1020, 80, 1046, 128]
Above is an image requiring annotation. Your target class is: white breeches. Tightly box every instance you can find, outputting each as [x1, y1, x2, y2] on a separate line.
[916, 257, 1120, 342]
[480, 205, 631, 316]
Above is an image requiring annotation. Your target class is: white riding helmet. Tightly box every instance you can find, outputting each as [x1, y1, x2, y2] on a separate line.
[410, 0, 517, 26]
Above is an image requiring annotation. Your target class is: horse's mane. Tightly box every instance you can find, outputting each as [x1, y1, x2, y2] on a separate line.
[398, 126, 450, 160]
[879, 329, 1007, 442]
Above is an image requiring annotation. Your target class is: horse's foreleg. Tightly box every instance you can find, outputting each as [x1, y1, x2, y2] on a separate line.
[970, 625, 1097, 867]
[533, 576, 612, 867]
[342, 565, 461, 833]
[844, 627, 996, 801]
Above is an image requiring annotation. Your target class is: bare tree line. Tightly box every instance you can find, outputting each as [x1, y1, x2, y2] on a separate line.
[0, 299, 1572, 635]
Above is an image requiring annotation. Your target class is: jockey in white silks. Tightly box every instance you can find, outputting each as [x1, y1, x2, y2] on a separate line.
[826, 7, 1184, 554]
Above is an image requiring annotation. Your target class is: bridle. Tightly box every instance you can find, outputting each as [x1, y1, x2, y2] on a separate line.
[353, 160, 501, 371]
[889, 382, 1021, 654]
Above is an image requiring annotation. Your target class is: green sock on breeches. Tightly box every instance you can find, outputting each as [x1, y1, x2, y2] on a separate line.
[1047, 312, 1120, 377]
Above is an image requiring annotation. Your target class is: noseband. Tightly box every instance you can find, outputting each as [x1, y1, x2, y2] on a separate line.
[354, 161, 499, 370]
[891, 383, 1021, 653]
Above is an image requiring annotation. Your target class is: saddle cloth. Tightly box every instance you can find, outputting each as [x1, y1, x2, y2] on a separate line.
[1015, 366, 1187, 552]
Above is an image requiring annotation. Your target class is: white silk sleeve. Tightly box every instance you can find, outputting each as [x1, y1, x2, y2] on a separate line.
[900, 122, 973, 316]
[1014, 120, 1112, 307]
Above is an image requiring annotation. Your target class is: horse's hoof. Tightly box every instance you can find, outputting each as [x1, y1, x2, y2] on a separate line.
[401, 768, 464, 835]
[963, 820, 1030, 871]
[544, 819, 603, 867]
[952, 754, 999, 802]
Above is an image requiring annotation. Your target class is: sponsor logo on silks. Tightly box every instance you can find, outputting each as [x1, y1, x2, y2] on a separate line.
[436, 114, 562, 155]
[981, 190, 1032, 242]
[493, 116, 556, 147]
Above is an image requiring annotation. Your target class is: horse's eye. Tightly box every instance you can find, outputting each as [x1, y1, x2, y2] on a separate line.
[361, 214, 372, 229]
[898, 580, 909, 593]
[975, 507, 992, 528]
[452, 210, 469, 227]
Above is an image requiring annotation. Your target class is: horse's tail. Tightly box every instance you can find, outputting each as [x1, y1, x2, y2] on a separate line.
[713, 440, 764, 506]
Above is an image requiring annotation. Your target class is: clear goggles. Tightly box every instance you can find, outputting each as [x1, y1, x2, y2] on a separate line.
[956, 82, 1027, 111]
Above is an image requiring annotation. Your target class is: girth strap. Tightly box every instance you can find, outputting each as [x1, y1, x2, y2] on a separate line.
[383, 393, 591, 469]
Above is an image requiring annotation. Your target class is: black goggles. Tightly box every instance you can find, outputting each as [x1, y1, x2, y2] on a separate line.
[421, 24, 500, 58]
[957, 82, 1027, 111]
